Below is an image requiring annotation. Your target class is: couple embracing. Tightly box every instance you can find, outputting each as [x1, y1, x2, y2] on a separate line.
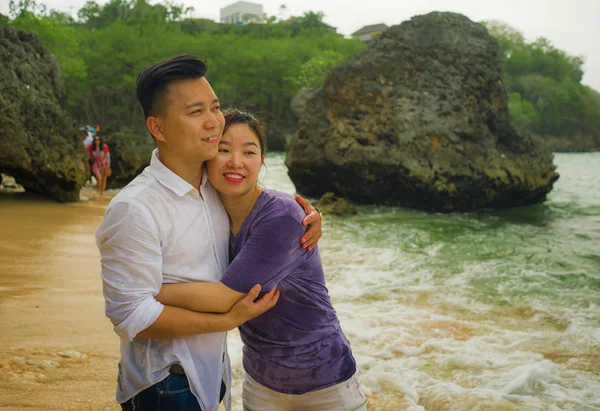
[96, 55, 367, 411]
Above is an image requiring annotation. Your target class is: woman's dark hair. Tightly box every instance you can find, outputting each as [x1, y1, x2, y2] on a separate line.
[136, 55, 207, 119]
[222, 109, 267, 156]
[92, 135, 105, 152]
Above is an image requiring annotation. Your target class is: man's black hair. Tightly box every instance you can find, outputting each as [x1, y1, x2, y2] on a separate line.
[136, 55, 207, 119]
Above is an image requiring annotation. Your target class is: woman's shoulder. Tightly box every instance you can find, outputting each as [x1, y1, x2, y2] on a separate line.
[257, 189, 305, 224]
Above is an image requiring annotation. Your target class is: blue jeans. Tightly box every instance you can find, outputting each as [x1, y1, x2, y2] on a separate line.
[120, 373, 226, 411]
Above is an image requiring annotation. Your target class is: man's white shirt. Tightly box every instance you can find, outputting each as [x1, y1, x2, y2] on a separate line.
[96, 149, 231, 411]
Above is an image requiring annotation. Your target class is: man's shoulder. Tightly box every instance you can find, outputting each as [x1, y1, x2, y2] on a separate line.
[106, 168, 158, 212]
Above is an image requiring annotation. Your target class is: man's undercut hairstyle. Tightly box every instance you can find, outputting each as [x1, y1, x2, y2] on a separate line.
[136, 55, 208, 119]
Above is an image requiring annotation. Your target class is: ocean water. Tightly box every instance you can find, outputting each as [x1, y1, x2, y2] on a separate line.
[226, 152, 600, 410]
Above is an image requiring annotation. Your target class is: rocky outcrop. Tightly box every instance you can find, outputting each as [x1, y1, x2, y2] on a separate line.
[265, 123, 292, 152]
[0, 27, 88, 202]
[102, 127, 155, 188]
[316, 192, 357, 216]
[286, 12, 559, 212]
[290, 87, 318, 119]
[535, 134, 600, 153]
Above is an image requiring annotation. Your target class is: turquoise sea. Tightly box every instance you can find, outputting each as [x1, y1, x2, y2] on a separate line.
[225, 152, 600, 410]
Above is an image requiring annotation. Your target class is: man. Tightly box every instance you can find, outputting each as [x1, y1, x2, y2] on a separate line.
[96, 55, 322, 411]
[81, 128, 93, 148]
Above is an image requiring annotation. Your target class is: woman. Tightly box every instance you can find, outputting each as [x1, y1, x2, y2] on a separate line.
[87, 135, 110, 197]
[157, 110, 367, 410]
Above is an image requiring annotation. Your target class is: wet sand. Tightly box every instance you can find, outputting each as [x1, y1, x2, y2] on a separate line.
[0, 193, 121, 410]
[0, 194, 371, 410]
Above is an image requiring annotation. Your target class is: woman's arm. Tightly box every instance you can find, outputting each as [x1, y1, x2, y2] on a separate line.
[104, 144, 110, 164]
[220, 214, 310, 294]
[157, 214, 308, 314]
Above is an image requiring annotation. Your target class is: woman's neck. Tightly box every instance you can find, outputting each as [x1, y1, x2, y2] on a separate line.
[220, 185, 263, 236]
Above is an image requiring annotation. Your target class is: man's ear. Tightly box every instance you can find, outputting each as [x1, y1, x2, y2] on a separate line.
[147, 116, 166, 143]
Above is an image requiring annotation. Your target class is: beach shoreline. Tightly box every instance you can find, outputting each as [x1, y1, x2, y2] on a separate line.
[0, 194, 122, 410]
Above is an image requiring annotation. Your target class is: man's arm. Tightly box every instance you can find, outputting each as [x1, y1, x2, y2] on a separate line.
[157, 198, 319, 315]
[97, 200, 277, 340]
[157, 214, 309, 315]
[138, 285, 278, 339]
[296, 195, 322, 251]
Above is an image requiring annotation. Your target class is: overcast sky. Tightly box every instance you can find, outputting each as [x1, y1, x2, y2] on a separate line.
[2, 0, 598, 90]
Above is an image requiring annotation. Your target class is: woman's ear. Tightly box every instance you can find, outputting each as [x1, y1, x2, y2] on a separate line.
[261, 155, 265, 164]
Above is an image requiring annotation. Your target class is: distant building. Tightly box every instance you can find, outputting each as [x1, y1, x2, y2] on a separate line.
[220, 1, 264, 24]
[351, 23, 389, 42]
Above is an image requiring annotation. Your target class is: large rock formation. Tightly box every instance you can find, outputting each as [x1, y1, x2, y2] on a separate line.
[0, 27, 88, 202]
[102, 127, 155, 188]
[286, 12, 559, 212]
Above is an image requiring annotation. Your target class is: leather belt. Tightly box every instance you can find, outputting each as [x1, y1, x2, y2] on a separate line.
[169, 364, 185, 375]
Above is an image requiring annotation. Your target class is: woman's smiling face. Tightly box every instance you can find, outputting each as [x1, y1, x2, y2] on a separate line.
[206, 123, 264, 198]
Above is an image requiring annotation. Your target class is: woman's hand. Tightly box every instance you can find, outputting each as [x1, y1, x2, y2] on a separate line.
[226, 284, 280, 328]
[295, 195, 323, 251]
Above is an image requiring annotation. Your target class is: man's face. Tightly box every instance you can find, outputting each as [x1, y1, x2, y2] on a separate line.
[154, 77, 225, 163]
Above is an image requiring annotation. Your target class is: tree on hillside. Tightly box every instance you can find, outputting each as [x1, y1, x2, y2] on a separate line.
[483, 20, 598, 138]
[0, 13, 9, 27]
[10, 3, 596, 146]
[8, 0, 46, 17]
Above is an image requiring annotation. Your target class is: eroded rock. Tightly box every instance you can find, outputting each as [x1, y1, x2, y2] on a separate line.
[286, 12, 559, 212]
[0, 27, 88, 201]
[316, 192, 357, 216]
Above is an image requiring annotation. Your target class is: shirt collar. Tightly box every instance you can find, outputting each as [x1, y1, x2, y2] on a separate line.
[149, 149, 207, 197]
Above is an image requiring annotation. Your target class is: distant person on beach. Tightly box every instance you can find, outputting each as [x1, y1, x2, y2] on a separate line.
[95, 55, 322, 411]
[81, 128, 93, 148]
[87, 135, 110, 197]
[156, 110, 367, 411]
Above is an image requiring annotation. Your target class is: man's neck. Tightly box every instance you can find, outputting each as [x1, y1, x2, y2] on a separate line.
[220, 186, 262, 236]
[157, 150, 204, 192]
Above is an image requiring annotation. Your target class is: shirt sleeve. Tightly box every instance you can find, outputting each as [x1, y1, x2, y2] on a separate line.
[221, 215, 309, 293]
[96, 200, 164, 341]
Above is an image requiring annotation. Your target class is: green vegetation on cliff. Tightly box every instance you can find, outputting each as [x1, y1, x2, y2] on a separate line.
[6, 0, 365, 149]
[484, 21, 600, 147]
[4, 1, 600, 149]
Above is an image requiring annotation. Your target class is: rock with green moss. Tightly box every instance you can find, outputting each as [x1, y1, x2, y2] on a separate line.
[0, 26, 88, 202]
[316, 192, 357, 216]
[102, 127, 155, 188]
[286, 12, 559, 212]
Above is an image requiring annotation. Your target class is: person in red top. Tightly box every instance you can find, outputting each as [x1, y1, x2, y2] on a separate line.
[87, 135, 110, 197]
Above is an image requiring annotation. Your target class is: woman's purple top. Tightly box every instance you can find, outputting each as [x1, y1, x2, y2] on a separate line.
[220, 188, 356, 394]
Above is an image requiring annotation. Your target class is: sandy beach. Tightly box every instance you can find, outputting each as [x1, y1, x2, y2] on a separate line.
[0, 192, 371, 410]
[0, 192, 122, 410]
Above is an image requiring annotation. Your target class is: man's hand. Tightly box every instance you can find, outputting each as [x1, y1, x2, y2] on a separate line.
[226, 284, 280, 328]
[295, 195, 322, 251]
